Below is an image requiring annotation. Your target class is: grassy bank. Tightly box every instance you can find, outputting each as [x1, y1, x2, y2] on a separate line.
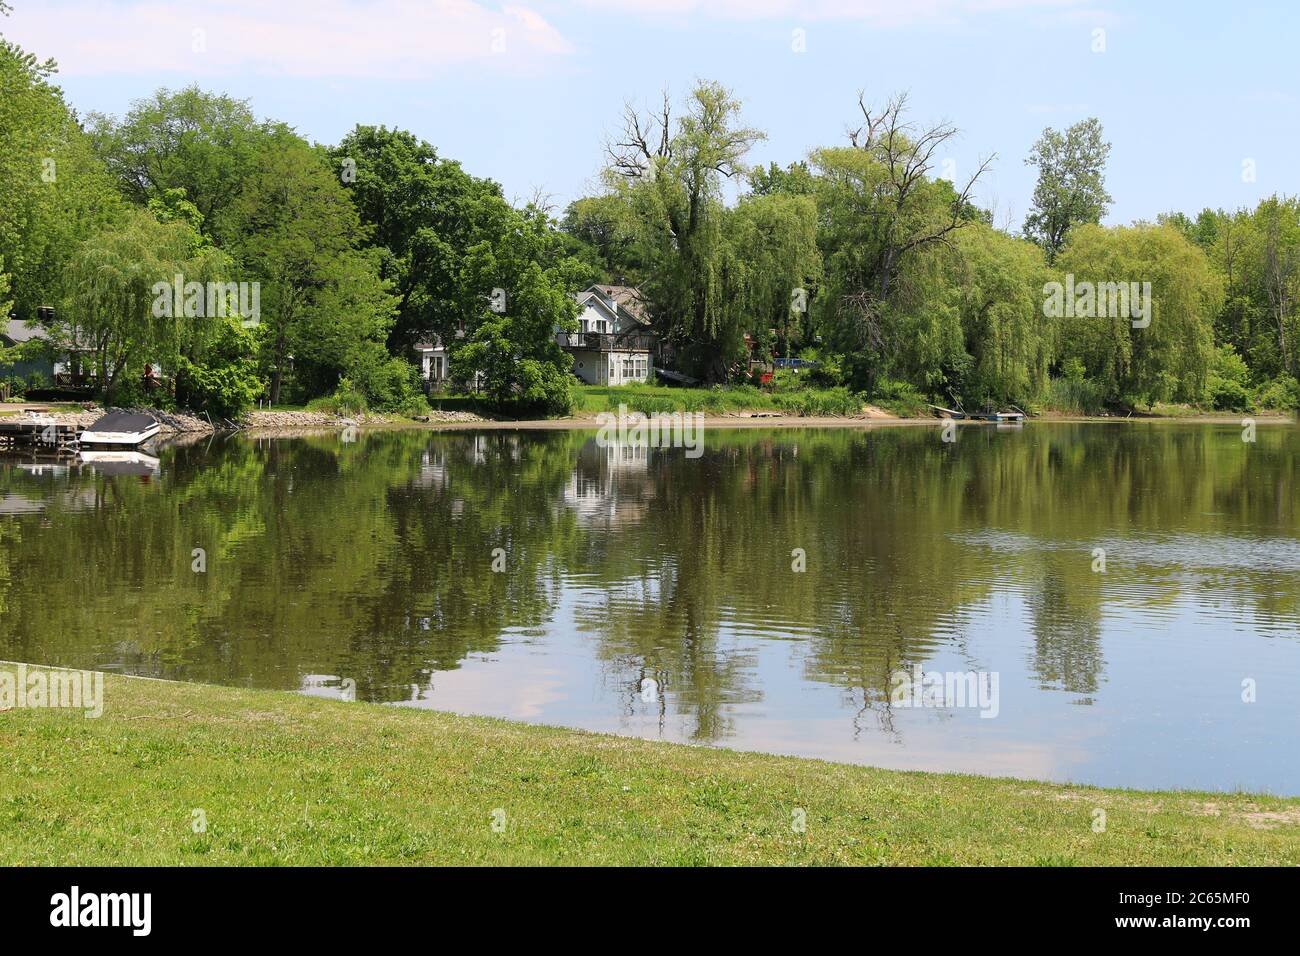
[410, 385, 1291, 424]
[2, 666, 1297, 866]
[573, 383, 860, 417]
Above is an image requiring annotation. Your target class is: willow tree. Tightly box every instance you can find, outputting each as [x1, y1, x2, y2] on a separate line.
[605, 81, 766, 381]
[944, 225, 1056, 406]
[1056, 224, 1221, 406]
[1249, 197, 1300, 378]
[62, 206, 226, 401]
[725, 192, 821, 361]
[812, 93, 992, 391]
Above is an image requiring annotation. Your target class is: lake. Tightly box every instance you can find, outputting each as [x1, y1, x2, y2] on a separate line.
[2, 422, 1297, 794]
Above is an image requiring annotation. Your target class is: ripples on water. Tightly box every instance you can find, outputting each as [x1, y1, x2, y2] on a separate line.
[1, 423, 1297, 793]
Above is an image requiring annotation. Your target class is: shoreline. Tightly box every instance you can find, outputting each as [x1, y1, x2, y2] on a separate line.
[238, 409, 1296, 434]
[2, 662, 1296, 866]
[5, 402, 1291, 439]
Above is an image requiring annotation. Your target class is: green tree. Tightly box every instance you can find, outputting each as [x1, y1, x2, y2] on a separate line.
[725, 192, 821, 362]
[808, 94, 994, 392]
[88, 86, 267, 236]
[0, 35, 120, 326]
[329, 125, 512, 354]
[605, 81, 766, 381]
[944, 225, 1055, 405]
[223, 131, 396, 405]
[456, 206, 583, 415]
[1023, 118, 1112, 262]
[559, 194, 643, 282]
[61, 206, 225, 401]
[747, 160, 816, 197]
[1055, 223, 1220, 406]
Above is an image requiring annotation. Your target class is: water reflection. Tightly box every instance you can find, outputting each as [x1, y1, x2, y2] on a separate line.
[1, 423, 1297, 793]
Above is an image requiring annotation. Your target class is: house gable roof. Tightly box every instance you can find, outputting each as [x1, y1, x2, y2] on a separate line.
[577, 285, 650, 330]
[575, 290, 621, 323]
[4, 319, 49, 345]
[588, 285, 649, 325]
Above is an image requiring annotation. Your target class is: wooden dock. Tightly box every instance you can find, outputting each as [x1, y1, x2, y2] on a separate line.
[0, 419, 79, 450]
[928, 404, 1026, 423]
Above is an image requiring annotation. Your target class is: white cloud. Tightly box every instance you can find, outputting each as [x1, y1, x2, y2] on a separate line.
[2, 0, 575, 78]
[572, 0, 1092, 28]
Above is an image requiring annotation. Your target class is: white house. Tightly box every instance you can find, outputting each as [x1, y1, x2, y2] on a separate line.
[413, 325, 478, 390]
[559, 285, 655, 386]
[413, 336, 451, 386]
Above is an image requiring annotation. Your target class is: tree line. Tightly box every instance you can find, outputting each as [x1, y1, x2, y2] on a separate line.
[2, 17, 1298, 417]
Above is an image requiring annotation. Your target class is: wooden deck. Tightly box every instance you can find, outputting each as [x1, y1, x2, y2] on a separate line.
[0, 419, 79, 450]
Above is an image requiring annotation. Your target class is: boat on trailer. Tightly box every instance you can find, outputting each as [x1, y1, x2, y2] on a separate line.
[78, 412, 161, 448]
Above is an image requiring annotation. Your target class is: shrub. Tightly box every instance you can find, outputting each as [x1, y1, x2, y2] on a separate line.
[307, 377, 369, 416]
[1061, 357, 1087, 382]
[802, 350, 849, 388]
[1204, 344, 1253, 411]
[176, 356, 262, 420]
[870, 377, 928, 417]
[344, 346, 430, 416]
[1206, 376, 1253, 412]
[772, 386, 864, 417]
[1042, 375, 1108, 415]
[1253, 374, 1300, 410]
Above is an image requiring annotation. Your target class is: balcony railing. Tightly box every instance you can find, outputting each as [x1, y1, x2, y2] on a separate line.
[557, 331, 656, 352]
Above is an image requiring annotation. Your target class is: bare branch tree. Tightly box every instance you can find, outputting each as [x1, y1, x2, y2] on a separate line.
[606, 92, 672, 180]
[848, 91, 995, 300]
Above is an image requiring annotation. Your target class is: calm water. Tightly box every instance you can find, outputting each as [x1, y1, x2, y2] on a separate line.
[2, 423, 1298, 794]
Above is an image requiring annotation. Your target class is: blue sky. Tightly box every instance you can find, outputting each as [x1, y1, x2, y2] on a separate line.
[4, 0, 1297, 227]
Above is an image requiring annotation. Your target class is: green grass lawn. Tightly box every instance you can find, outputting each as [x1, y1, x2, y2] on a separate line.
[573, 383, 870, 417]
[2, 666, 1297, 865]
[0, 400, 84, 416]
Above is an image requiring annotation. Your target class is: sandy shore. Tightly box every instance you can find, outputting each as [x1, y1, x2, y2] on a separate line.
[9, 403, 1286, 437]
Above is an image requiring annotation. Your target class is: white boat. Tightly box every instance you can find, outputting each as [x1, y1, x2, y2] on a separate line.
[78, 412, 161, 447]
[77, 449, 161, 477]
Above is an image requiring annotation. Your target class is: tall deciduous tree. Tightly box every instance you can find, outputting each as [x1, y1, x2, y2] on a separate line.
[456, 205, 584, 414]
[224, 132, 395, 405]
[944, 225, 1055, 405]
[329, 125, 510, 354]
[61, 206, 225, 401]
[0, 35, 120, 325]
[1055, 223, 1220, 406]
[606, 81, 766, 381]
[87, 86, 267, 237]
[812, 93, 992, 390]
[1023, 118, 1112, 262]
